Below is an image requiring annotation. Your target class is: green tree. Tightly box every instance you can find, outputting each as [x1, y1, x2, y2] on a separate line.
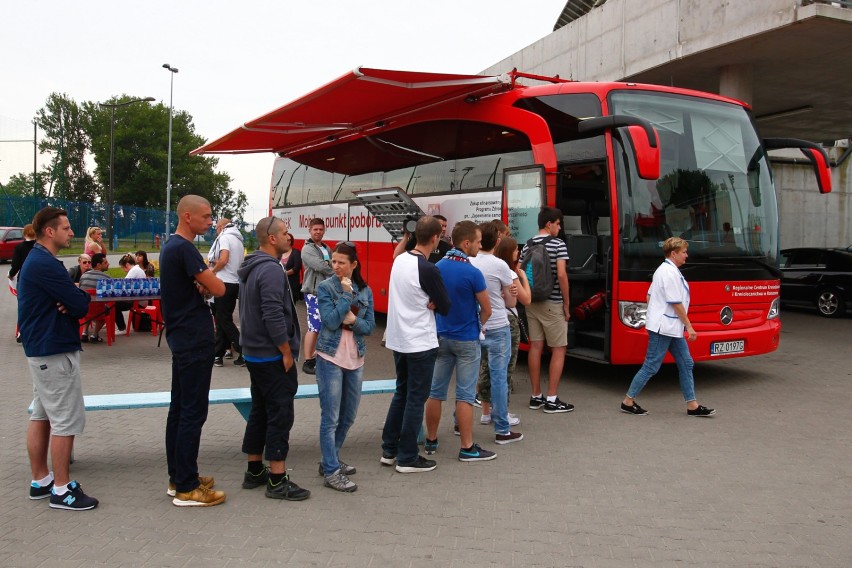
[84, 97, 247, 216]
[0, 172, 48, 198]
[36, 93, 97, 202]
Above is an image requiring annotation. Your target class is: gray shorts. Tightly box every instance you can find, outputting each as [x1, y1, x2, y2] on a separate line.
[28, 351, 86, 436]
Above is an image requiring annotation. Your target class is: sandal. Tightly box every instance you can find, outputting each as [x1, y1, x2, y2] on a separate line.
[89, 335, 103, 343]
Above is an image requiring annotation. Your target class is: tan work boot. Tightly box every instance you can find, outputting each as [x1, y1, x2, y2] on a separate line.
[172, 484, 226, 507]
[167, 475, 215, 497]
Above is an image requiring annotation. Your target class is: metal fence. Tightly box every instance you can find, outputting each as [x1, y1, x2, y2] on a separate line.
[0, 195, 217, 250]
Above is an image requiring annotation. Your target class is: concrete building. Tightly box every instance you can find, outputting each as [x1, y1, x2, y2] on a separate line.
[482, 0, 852, 248]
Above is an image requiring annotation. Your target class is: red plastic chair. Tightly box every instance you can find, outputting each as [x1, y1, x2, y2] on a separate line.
[79, 289, 115, 346]
[126, 299, 162, 337]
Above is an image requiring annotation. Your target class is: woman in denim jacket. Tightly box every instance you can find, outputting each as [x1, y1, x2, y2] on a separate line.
[316, 242, 375, 492]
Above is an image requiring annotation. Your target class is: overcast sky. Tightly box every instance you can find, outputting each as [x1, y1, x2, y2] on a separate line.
[0, 0, 566, 223]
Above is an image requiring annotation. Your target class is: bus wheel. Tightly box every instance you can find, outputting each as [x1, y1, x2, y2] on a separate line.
[816, 288, 845, 318]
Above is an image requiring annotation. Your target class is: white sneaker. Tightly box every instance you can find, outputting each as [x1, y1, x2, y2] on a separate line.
[481, 413, 520, 426]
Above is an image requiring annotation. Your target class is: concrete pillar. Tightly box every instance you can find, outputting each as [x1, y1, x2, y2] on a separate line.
[719, 64, 754, 105]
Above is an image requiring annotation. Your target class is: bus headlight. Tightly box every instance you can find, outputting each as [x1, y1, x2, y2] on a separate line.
[619, 301, 647, 329]
[767, 297, 780, 320]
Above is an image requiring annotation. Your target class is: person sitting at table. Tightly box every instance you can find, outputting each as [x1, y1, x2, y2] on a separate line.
[120, 253, 149, 312]
[78, 253, 110, 342]
[67, 254, 92, 285]
[136, 250, 156, 277]
[79, 253, 129, 337]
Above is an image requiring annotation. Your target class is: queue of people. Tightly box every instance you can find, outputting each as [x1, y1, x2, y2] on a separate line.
[15, 200, 713, 512]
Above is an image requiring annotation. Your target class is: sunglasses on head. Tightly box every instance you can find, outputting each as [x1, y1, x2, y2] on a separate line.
[338, 240, 356, 250]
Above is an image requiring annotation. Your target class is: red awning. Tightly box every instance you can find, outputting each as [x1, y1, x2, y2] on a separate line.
[191, 67, 512, 164]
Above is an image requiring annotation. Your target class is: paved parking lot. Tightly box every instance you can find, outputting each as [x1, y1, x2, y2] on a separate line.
[0, 281, 849, 567]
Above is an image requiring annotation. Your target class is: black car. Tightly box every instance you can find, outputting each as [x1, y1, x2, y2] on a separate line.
[780, 247, 852, 318]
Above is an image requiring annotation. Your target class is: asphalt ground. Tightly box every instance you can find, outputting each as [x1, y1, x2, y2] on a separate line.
[0, 278, 850, 567]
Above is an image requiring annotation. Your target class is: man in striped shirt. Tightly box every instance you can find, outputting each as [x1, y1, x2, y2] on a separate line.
[519, 207, 574, 414]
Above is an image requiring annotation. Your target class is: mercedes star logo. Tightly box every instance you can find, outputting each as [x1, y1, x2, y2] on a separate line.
[720, 306, 734, 326]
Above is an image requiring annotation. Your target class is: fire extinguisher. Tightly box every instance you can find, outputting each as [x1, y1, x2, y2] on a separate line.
[572, 291, 606, 321]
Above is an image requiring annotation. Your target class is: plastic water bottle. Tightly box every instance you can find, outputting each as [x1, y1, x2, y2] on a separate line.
[96, 279, 104, 298]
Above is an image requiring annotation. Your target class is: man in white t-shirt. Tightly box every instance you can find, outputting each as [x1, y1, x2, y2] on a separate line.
[381, 217, 451, 474]
[208, 219, 245, 367]
[470, 221, 523, 444]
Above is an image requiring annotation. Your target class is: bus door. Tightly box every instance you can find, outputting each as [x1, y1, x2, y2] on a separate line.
[556, 161, 612, 362]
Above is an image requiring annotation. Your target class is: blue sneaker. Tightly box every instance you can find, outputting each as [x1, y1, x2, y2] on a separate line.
[458, 443, 497, 462]
[424, 438, 439, 455]
[49, 480, 99, 511]
[29, 479, 54, 500]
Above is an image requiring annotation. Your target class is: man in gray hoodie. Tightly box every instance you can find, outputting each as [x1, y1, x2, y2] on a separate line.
[237, 216, 309, 501]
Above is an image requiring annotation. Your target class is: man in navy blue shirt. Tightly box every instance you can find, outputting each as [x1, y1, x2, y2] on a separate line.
[19, 207, 98, 510]
[160, 195, 226, 507]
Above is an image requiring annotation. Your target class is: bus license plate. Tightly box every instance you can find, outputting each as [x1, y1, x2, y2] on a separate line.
[710, 340, 744, 356]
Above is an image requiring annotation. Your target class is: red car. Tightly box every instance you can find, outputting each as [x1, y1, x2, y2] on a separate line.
[0, 227, 25, 263]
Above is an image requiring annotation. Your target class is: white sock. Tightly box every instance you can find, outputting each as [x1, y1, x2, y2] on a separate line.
[34, 472, 54, 486]
[533, 393, 542, 398]
[53, 482, 70, 495]
[547, 395, 557, 403]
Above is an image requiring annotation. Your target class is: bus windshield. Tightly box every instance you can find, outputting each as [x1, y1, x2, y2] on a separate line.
[610, 91, 778, 280]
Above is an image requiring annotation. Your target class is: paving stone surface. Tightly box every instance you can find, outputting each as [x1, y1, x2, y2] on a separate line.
[1, 281, 850, 567]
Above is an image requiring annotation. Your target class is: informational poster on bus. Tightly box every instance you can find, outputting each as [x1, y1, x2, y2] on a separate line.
[505, 168, 544, 242]
[271, 189, 503, 246]
[411, 191, 501, 238]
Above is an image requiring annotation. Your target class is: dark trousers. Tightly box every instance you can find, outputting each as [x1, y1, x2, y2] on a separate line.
[381, 348, 437, 464]
[114, 300, 131, 331]
[165, 343, 214, 492]
[242, 360, 299, 462]
[214, 282, 241, 357]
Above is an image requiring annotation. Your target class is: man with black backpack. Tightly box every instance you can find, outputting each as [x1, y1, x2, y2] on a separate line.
[519, 207, 574, 414]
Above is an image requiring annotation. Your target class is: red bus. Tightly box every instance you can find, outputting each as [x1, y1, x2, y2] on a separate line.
[194, 67, 830, 364]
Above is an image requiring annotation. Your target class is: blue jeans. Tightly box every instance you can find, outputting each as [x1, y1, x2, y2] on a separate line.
[481, 326, 512, 434]
[382, 348, 437, 465]
[316, 356, 363, 475]
[165, 343, 214, 493]
[429, 337, 480, 404]
[627, 330, 696, 402]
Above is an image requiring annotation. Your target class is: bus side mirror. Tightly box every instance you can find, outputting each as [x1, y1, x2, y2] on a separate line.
[763, 138, 832, 194]
[578, 115, 660, 180]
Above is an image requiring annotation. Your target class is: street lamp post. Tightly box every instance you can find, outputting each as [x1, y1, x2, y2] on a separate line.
[98, 97, 155, 251]
[163, 63, 179, 242]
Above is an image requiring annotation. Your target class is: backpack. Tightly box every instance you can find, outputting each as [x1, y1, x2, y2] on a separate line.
[521, 236, 555, 302]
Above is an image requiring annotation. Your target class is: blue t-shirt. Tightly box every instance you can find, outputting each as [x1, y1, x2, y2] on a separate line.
[435, 258, 486, 341]
[160, 234, 214, 351]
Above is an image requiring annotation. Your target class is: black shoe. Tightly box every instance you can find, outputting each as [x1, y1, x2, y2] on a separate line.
[233, 355, 246, 367]
[242, 466, 269, 489]
[80, 334, 88, 344]
[213, 357, 224, 367]
[687, 405, 716, 417]
[302, 358, 316, 375]
[458, 443, 497, 462]
[395, 455, 437, 473]
[266, 475, 311, 501]
[49, 481, 98, 511]
[224, 349, 234, 359]
[529, 395, 546, 410]
[621, 402, 648, 416]
[379, 452, 396, 466]
[543, 397, 574, 414]
[29, 479, 54, 500]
